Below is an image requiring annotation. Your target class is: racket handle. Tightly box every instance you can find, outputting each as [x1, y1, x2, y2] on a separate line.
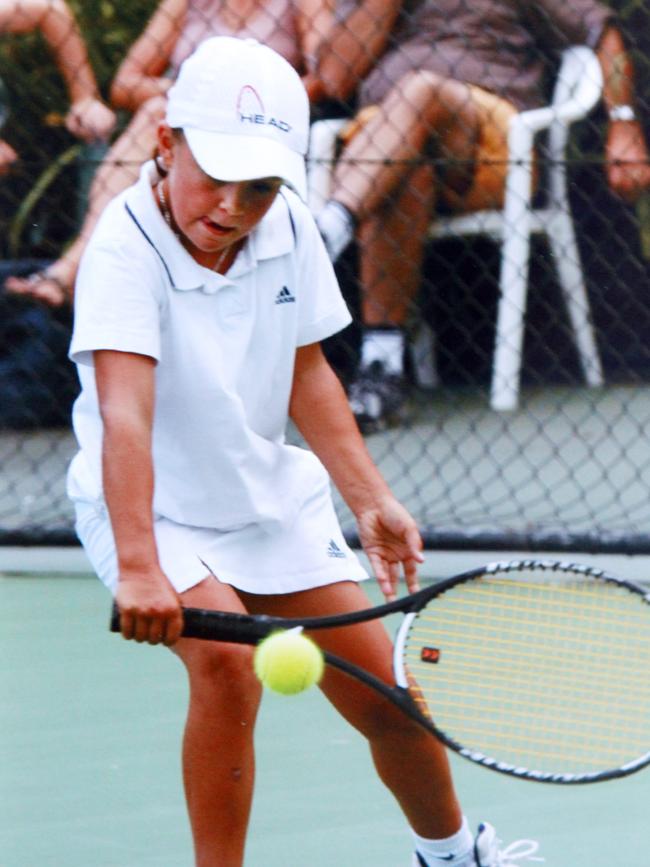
[109, 603, 272, 644]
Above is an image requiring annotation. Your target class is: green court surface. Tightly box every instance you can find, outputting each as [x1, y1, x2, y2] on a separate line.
[1, 569, 648, 867]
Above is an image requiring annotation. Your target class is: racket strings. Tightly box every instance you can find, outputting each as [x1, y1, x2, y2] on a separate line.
[410, 668, 647, 726]
[402, 573, 650, 776]
[412, 631, 649, 691]
[403, 702, 646, 759]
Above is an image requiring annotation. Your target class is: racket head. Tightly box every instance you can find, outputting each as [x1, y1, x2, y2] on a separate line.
[395, 559, 650, 784]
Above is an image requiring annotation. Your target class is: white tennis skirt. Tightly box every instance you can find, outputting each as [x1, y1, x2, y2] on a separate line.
[73, 481, 369, 596]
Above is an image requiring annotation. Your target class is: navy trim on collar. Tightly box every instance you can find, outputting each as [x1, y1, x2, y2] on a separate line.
[124, 202, 175, 287]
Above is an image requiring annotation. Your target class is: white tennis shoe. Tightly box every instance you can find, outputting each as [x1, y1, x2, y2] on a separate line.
[412, 822, 543, 866]
[474, 823, 544, 866]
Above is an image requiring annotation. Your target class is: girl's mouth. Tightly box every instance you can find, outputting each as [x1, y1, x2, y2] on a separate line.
[201, 216, 236, 237]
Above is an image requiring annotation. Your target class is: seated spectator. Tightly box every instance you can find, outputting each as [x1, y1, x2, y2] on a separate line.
[0, 0, 115, 174]
[315, 0, 650, 432]
[4, 0, 334, 305]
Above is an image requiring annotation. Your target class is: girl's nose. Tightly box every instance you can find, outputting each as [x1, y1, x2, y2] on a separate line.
[218, 182, 246, 216]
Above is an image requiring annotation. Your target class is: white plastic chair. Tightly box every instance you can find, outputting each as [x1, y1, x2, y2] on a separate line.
[306, 45, 605, 411]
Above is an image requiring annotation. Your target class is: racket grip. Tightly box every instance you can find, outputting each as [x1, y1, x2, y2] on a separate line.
[108, 603, 271, 644]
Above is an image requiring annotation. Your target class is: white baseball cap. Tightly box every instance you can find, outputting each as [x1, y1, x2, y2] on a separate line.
[166, 36, 309, 199]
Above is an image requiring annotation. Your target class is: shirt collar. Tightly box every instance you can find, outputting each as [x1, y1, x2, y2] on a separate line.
[124, 162, 297, 294]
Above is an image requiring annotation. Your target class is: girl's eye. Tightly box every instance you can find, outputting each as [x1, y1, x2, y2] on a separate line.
[250, 179, 282, 196]
[205, 177, 281, 196]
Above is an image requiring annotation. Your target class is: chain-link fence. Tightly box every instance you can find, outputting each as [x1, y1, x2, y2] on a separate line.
[2, 0, 650, 551]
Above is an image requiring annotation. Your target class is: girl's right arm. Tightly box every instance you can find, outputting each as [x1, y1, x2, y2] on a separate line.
[109, 0, 188, 112]
[95, 349, 183, 646]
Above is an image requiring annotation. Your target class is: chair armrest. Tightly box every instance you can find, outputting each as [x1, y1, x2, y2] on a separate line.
[513, 45, 603, 137]
[505, 45, 603, 187]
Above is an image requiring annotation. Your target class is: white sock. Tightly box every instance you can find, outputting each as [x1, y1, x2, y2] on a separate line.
[360, 328, 405, 375]
[412, 816, 475, 865]
[316, 200, 355, 261]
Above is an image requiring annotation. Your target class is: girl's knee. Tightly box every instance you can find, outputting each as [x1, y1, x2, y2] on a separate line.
[177, 642, 261, 704]
[329, 678, 423, 742]
[365, 700, 426, 742]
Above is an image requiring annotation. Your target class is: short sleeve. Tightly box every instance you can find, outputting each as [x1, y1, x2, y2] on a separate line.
[289, 196, 352, 347]
[70, 229, 166, 367]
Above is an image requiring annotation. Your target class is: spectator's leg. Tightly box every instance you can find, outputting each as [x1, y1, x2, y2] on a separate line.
[359, 163, 435, 329]
[331, 72, 479, 218]
[4, 96, 166, 306]
[317, 71, 480, 266]
[332, 73, 481, 430]
[347, 163, 434, 432]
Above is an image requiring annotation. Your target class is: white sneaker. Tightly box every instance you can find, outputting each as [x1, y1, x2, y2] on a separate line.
[411, 823, 543, 866]
[474, 822, 544, 866]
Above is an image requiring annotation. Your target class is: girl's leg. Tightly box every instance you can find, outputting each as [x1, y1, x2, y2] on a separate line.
[242, 581, 463, 839]
[173, 577, 263, 867]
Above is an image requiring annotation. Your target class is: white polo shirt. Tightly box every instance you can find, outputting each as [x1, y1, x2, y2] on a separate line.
[68, 162, 352, 532]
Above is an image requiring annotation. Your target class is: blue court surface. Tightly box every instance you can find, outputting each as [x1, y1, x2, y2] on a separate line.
[1, 567, 648, 866]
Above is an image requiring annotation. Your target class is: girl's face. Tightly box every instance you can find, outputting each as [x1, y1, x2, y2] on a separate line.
[158, 125, 283, 269]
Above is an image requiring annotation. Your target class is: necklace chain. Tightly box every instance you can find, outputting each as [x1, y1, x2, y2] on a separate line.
[157, 178, 174, 230]
[156, 180, 232, 273]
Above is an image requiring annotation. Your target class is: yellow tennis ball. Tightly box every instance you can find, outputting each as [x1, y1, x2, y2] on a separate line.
[253, 628, 324, 695]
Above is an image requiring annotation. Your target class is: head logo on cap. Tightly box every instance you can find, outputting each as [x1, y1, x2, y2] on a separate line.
[236, 85, 292, 135]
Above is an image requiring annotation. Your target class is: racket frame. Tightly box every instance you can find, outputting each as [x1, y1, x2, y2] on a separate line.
[110, 558, 650, 785]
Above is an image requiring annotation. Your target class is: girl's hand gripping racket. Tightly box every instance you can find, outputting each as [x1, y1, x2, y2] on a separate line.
[110, 559, 650, 785]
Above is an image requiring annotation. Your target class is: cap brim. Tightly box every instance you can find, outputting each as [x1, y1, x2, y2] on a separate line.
[184, 127, 307, 201]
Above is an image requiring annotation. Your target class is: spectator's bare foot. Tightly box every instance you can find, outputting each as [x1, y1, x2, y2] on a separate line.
[4, 267, 72, 306]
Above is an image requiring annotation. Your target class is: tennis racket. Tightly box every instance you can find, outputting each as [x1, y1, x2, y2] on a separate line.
[110, 558, 650, 785]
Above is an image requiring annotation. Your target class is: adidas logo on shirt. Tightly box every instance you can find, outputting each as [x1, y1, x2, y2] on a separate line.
[275, 285, 295, 304]
[327, 539, 346, 559]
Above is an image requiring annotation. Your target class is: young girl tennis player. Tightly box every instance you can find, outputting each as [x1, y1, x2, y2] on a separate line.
[67, 36, 538, 867]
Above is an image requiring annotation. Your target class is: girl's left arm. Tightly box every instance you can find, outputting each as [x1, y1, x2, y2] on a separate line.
[289, 342, 423, 600]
